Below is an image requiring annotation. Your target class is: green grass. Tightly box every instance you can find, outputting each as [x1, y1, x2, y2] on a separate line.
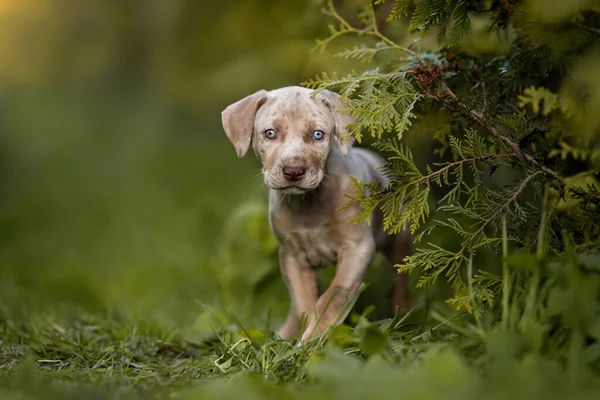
[1, 311, 211, 392]
[4, 211, 600, 400]
[1, 187, 600, 400]
[0, 301, 441, 399]
[3, 300, 599, 400]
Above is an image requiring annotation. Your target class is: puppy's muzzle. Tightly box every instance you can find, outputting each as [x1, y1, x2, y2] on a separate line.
[282, 165, 306, 182]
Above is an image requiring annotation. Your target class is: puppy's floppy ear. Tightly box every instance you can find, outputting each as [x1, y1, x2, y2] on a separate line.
[319, 89, 358, 156]
[221, 90, 268, 158]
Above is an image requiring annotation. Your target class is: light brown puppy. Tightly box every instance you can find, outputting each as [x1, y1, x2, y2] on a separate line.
[221, 86, 410, 341]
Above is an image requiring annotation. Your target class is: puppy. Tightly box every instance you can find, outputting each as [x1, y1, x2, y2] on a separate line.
[221, 86, 410, 341]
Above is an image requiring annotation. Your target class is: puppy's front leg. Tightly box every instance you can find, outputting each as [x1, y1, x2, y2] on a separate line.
[301, 238, 375, 342]
[278, 249, 319, 339]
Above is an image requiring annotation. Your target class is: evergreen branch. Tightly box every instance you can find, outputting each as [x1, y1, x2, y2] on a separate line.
[303, 71, 405, 92]
[455, 170, 544, 259]
[308, 0, 600, 319]
[334, 43, 397, 62]
[440, 84, 561, 180]
[386, 0, 411, 22]
[313, 23, 355, 54]
[321, 0, 426, 65]
[365, 1, 426, 65]
[411, 154, 514, 186]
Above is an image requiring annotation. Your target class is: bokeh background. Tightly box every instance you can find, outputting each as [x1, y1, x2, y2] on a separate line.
[0, 0, 344, 338]
[0, 0, 448, 341]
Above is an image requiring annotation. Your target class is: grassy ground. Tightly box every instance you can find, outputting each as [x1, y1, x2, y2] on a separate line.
[0, 300, 450, 399]
[4, 300, 599, 400]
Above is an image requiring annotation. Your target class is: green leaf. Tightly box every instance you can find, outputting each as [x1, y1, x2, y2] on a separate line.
[359, 324, 388, 356]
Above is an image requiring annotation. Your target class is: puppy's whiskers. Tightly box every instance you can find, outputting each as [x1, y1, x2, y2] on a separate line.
[324, 167, 343, 177]
[322, 173, 334, 184]
[252, 169, 264, 183]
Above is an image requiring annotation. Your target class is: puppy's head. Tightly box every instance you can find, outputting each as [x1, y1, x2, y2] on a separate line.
[221, 86, 357, 195]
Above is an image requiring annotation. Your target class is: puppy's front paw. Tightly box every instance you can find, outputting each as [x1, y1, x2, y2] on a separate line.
[278, 315, 300, 339]
[300, 306, 339, 342]
[300, 318, 324, 343]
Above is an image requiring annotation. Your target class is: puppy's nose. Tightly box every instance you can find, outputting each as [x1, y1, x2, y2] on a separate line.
[282, 165, 306, 182]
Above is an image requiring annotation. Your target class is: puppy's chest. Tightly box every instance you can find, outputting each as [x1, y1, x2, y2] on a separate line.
[274, 222, 340, 267]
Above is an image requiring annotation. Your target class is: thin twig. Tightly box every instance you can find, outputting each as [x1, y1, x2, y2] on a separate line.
[367, 2, 426, 65]
[411, 153, 514, 185]
[501, 216, 511, 330]
[480, 82, 487, 117]
[467, 254, 484, 333]
[326, 0, 426, 65]
[573, 23, 600, 35]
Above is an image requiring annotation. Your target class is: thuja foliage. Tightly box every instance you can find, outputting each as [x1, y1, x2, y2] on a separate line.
[296, 3, 600, 390]
[304, 0, 600, 314]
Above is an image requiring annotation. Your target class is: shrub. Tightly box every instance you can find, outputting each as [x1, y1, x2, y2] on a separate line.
[296, 0, 600, 393]
[305, 0, 600, 314]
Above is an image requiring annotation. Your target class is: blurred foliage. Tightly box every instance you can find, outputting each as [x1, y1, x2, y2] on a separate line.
[0, 0, 350, 325]
[305, 0, 600, 309]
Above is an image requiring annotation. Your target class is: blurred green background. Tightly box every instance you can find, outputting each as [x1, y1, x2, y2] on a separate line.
[0, 0, 377, 338]
[0, 0, 453, 345]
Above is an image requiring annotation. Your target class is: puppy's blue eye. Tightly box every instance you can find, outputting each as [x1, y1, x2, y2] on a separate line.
[265, 129, 276, 139]
[313, 130, 324, 140]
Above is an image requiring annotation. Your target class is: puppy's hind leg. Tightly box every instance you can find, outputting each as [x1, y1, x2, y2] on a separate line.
[385, 229, 412, 312]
